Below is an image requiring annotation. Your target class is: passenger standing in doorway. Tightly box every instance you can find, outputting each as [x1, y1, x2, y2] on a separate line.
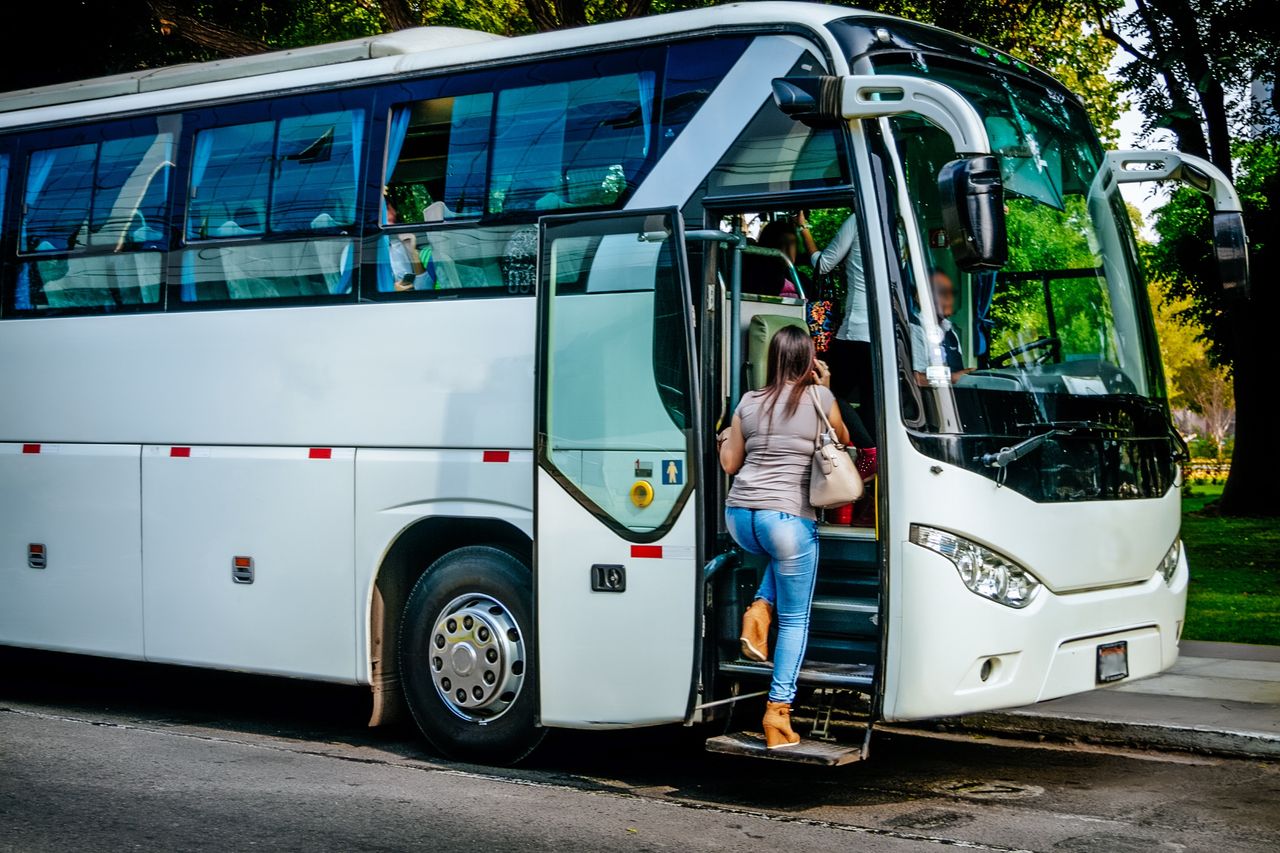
[718, 326, 852, 749]
[797, 210, 875, 433]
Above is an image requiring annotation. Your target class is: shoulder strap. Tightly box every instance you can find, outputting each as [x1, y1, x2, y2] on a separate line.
[810, 386, 835, 447]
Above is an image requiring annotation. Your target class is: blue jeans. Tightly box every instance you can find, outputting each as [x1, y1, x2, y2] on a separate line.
[724, 507, 819, 704]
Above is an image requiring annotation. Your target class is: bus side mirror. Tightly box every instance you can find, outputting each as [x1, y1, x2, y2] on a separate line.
[938, 155, 1007, 271]
[770, 76, 844, 128]
[1213, 211, 1250, 298]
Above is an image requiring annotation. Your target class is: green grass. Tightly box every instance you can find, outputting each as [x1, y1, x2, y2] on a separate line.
[1181, 483, 1280, 647]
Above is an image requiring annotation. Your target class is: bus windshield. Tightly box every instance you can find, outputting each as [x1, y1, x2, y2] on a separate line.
[872, 56, 1167, 442]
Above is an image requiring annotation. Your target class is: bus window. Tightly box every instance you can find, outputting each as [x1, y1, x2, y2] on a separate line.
[21, 143, 97, 252]
[657, 37, 751, 156]
[186, 122, 274, 240]
[179, 107, 364, 305]
[272, 110, 364, 232]
[706, 52, 848, 197]
[384, 93, 492, 224]
[369, 223, 532, 294]
[488, 72, 656, 215]
[10, 122, 174, 314]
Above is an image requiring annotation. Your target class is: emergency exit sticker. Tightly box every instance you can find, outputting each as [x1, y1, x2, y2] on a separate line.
[661, 459, 684, 485]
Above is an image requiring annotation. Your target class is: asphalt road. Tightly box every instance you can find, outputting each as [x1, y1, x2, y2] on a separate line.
[2, 649, 1278, 852]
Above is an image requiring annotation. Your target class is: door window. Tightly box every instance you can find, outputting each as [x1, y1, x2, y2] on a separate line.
[538, 210, 695, 537]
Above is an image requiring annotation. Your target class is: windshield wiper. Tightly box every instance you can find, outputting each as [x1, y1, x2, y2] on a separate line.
[980, 421, 1121, 470]
[978, 430, 1067, 469]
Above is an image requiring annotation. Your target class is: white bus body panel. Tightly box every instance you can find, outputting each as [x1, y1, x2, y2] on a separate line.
[537, 469, 697, 728]
[0, 443, 144, 658]
[880, 441, 1186, 721]
[0, 301, 533, 449]
[354, 447, 534, 682]
[141, 444, 357, 681]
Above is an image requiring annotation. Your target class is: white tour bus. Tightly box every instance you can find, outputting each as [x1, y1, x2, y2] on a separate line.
[0, 2, 1250, 764]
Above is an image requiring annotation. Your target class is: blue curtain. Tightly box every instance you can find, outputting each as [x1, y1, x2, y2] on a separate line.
[637, 71, 655, 157]
[180, 251, 197, 303]
[972, 270, 997, 357]
[381, 107, 411, 221]
[186, 130, 215, 240]
[14, 150, 58, 310]
[376, 235, 395, 292]
[349, 110, 365, 199]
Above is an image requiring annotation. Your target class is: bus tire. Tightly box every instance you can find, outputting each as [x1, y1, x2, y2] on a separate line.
[399, 546, 544, 765]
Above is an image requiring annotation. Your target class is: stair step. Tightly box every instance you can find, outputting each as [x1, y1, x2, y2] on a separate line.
[705, 731, 865, 765]
[720, 659, 875, 689]
[810, 595, 878, 637]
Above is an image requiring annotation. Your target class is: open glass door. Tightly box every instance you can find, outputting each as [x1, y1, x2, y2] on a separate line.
[535, 208, 702, 727]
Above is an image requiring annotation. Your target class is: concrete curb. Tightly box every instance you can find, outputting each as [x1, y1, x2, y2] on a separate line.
[944, 709, 1280, 760]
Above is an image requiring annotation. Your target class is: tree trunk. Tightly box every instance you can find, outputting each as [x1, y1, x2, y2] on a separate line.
[146, 1, 270, 57]
[1156, 0, 1234, 179]
[1129, 0, 1212, 163]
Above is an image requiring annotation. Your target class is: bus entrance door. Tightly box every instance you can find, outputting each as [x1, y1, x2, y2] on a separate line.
[534, 209, 703, 728]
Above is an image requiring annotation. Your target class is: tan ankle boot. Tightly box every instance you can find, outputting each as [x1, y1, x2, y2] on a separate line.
[739, 598, 772, 662]
[763, 701, 801, 749]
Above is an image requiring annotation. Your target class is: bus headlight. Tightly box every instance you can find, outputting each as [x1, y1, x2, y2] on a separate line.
[910, 525, 1041, 608]
[1158, 538, 1182, 585]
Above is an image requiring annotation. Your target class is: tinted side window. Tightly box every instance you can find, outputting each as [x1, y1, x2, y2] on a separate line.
[187, 109, 362, 239]
[178, 103, 364, 306]
[658, 37, 751, 154]
[706, 52, 849, 196]
[272, 110, 363, 231]
[21, 143, 96, 252]
[488, 71, 656, 215]
[188, 121, 273, 239]
[384, 93, 492, 223]
[7, 119, 175, 316]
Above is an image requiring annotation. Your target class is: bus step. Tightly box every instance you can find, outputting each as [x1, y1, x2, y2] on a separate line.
[704, 731, 864, 766]
[719, 659, 875, 689]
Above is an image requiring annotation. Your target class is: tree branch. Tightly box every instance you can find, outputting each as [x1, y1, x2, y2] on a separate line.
[377, 0, 420, 31]
[146, 1, 270, 57]
[1088, 0, 1157, 68]
[525, 0, 561, 32]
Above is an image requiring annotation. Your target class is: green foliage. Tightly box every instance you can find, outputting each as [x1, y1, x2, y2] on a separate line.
[990, 196, 1118, 360]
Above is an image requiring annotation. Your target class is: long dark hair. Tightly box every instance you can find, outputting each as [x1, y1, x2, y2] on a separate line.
[760, 325, 816, 420]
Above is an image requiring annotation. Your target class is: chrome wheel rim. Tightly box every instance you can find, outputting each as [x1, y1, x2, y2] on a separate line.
[428, 593, 526, 722]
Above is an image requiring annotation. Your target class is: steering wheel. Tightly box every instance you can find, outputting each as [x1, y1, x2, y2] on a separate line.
[991, 336, 1061, 368]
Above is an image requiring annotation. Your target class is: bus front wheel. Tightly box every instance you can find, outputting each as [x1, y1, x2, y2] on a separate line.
[399, 546, 544, 764]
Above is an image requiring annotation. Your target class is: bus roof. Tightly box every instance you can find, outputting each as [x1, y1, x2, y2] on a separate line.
[0, 2, 870, 128]
[0, 27, 505, 115]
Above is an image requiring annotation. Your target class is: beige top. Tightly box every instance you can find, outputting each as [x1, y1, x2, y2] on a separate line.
[726, 383, 834, 521]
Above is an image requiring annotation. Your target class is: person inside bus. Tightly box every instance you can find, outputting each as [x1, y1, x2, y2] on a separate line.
[796, 209, 874, 431]
[754, 217, 807, 299]
[384, 195, 425, 291]
[717, 325, 852, 749]
[911, 270, 970, 385]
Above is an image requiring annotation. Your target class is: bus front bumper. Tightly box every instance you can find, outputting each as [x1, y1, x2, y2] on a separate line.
[881, 542, 1188, 722]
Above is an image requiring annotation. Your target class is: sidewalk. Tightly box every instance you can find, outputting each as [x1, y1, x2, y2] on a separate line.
[947, 641, 1280, 759]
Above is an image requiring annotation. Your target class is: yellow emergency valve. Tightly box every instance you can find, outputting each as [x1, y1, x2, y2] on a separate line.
[630, 480, 655, 508]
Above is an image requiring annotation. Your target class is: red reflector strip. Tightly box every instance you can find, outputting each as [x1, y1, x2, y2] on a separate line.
[309, 448, 332, 460]
[631, 545, 663, 559]
[170, 447, 191, 458]
[233, 556, 252, 568]
[22, 444, 40, 454]
[482, 450, 510, 463]
[29, 544, 45, 555]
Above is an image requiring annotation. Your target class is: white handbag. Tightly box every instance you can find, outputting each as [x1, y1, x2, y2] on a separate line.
[808, 386, 865, 508]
